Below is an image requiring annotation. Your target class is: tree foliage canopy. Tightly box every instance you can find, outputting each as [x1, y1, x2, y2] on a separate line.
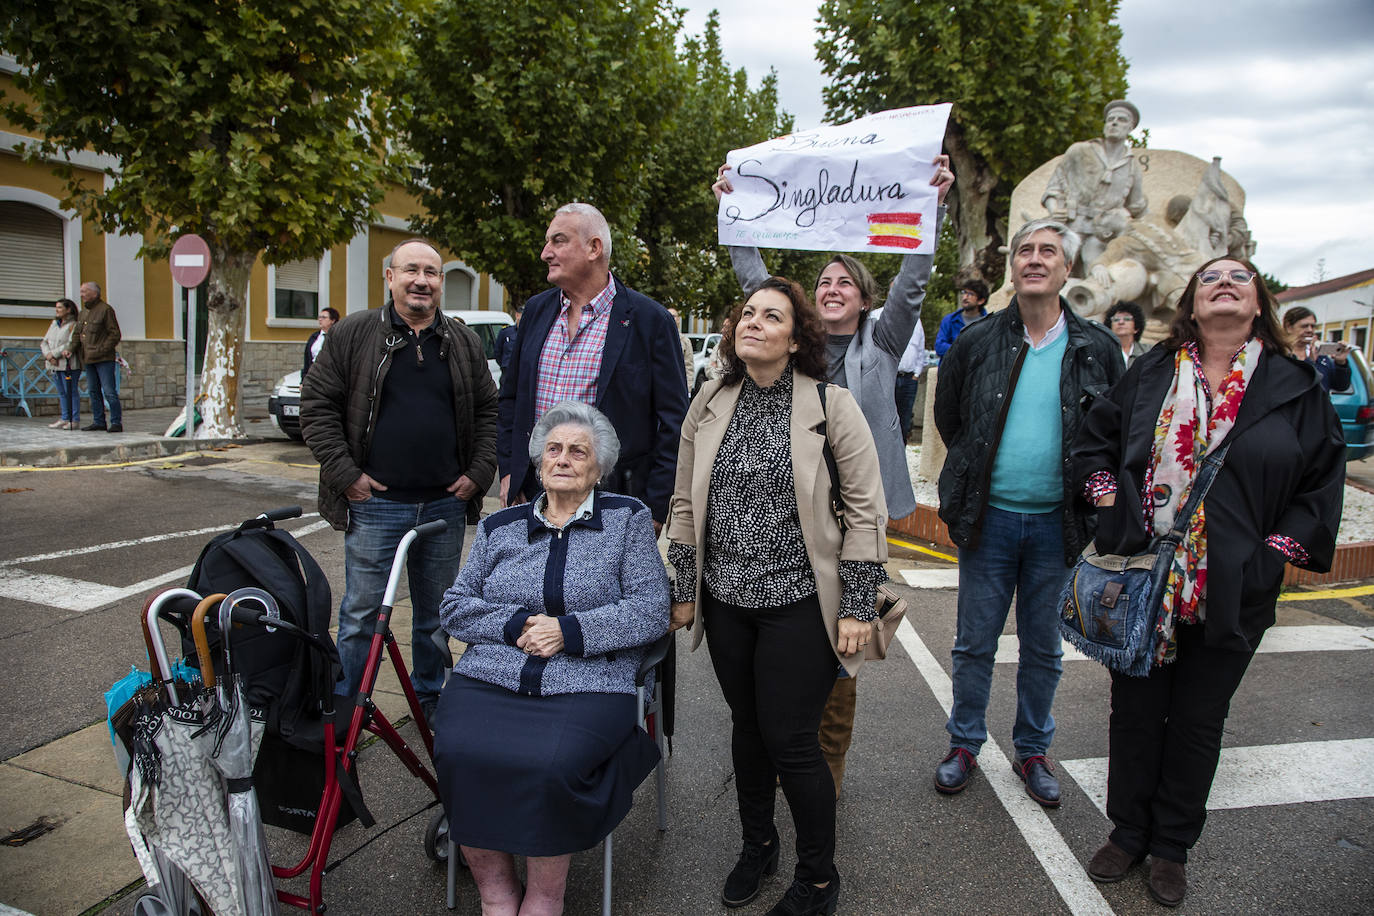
[816, 0, 1128, 285]
[3, 0, 408, 263]
[2, 0, 411, 436]
[401, 2, 790, 317]
[401, 0, 681, 307]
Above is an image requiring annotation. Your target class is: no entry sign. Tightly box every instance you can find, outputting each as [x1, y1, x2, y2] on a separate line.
[170, 234, 211, 287]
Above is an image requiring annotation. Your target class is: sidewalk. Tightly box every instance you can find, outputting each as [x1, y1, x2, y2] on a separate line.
[0, 406, 285, 467]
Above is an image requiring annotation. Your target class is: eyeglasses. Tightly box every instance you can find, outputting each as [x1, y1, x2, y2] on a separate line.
[395, 264, 442, 280]
[1197, 269, 1255, 286]
[1110, 314, 1134, 323]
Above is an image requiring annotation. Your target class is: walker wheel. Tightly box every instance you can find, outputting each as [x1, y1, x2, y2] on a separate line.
[424, 810, 450, 862]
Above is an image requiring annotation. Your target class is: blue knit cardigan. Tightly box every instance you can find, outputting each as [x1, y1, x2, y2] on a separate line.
[440, 491, 670, 697]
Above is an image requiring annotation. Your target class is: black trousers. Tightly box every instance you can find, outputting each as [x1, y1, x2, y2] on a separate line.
[703, 588, 839, 884]
[1107, 623, 1256, 863]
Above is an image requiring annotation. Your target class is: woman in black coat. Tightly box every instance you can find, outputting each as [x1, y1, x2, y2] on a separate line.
[1070, 256, 1344, 907]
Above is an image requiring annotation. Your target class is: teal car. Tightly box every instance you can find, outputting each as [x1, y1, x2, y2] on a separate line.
[1327, 348, 1374, 461]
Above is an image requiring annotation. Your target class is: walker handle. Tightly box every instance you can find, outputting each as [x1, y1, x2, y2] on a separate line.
[414, 519, 449, 538]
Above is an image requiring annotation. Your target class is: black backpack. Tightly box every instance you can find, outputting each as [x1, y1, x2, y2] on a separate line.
[185, 515, 339, 750]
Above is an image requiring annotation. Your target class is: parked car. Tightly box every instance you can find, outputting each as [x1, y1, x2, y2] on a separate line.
[1328, 347, 1374, 461]
[689, 333, 722, 394]
[269, 309, 514, 441]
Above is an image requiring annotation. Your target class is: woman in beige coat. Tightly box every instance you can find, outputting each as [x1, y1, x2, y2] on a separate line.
[40, 298, 81, 429]
[666, 276, 886, 916]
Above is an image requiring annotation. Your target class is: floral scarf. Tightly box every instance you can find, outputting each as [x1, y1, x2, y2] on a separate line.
[1146, 337, 1261, 664]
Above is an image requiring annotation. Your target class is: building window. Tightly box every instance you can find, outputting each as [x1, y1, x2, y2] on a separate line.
[1355, 327, 1368, 352]
[0, 201, 65, 308]
[274, 257, 320, 319]
[1329, 329, 1344, 343]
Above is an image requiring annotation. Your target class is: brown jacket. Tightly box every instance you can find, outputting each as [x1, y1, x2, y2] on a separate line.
[74, 299, 122, 364]
[299, 304, 499, 530]
[666, 371, 888, 675]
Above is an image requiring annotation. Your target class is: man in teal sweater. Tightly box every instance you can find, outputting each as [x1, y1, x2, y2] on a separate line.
[932, 218, 1123, 806]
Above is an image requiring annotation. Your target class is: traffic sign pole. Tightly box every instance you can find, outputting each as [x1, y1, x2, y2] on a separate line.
[170, 235, 211, 436]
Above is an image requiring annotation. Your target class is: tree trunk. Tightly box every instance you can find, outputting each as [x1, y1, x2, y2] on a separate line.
[944, 125, 1003, 286]
[194, 249, 255, 439]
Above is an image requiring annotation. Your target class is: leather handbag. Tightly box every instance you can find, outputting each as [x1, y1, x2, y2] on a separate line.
[816, 383, 907, 660]
[1058, 443, 1229, 677]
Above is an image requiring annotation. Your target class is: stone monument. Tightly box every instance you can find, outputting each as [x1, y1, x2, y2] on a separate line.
[989, 101, 1256, 340]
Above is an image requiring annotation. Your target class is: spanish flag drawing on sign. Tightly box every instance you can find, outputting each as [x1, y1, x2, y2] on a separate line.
[866, 212, 923, 249]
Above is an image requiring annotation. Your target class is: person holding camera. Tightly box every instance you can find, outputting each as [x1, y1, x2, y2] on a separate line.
[1282, 305, 1351, 392]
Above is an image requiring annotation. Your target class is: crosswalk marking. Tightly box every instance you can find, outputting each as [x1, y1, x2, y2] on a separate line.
[992, 625, 1374, 664]
[0, 520, 331, 612]
[900, 568, 961, 589]
[1063, 738, 1374, 818]
[894, 618, 1114, 915]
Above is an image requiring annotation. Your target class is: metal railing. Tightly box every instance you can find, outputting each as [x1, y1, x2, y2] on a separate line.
[0, 347, 121, 417]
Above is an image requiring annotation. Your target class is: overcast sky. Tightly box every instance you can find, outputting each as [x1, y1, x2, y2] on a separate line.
[677, 0, 1374, 287]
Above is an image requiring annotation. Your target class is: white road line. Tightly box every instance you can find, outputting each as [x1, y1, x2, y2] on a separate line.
[894, 618, 1114, 915]
[0, 520, 331, 612]
[994, 625, 1374, 664]
[1063, 738, 1374, 818]
[0, 904, 38, 916]
[0, 514, 324, 567]
[900, 568, 961, 589]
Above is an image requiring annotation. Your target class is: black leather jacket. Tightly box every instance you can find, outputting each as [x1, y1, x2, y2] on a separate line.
[933, 298, 1123, 563]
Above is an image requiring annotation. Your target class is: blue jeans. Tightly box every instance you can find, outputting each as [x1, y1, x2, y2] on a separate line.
[947, 505, 1068, 759]
[894, 373, 920, 442]
[52, 368, 80, 422]
[85, 360, 121, 426]
[339, 494, 466, 705]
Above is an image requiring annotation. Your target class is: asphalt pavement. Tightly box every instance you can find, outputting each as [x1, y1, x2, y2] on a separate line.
[0, 410, 1370, 915]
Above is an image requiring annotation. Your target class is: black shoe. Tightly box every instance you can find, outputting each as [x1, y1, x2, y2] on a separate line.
[934, 748, 977, 794]
[722, 827, 780, 908]
[81, 423, 107, 431]
[107, 424, 123, 433]
[1013, 754, 1062, 807]
[1147, 857, 1187, 907]
[764, 877, 840, 916]
[1086, 840, 1145, 883]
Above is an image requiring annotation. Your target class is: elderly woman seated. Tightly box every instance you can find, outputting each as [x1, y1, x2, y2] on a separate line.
[433, 400, 669, 916]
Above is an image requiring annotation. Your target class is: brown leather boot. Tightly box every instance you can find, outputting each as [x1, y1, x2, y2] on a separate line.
[818, 676, 857, 797]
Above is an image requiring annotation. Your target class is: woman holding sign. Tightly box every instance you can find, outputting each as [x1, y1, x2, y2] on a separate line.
[712, 154, 953, 796]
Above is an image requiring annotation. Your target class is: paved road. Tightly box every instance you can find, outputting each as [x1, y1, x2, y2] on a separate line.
[1, 443, 1371, 915]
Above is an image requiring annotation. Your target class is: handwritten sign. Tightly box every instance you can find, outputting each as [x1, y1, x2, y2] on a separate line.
[718, 104, 952, 255]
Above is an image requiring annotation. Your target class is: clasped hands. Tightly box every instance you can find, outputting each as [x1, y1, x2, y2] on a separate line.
[516, 614, 564, 658]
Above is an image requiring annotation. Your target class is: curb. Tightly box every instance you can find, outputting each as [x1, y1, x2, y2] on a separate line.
[887, 503, 1374, 587]
[0, 436, 268, 468]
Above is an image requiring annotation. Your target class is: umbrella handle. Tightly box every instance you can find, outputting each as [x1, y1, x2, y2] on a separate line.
[192, 593, 228, 688]
[142, 588, 204, 704]
[217, 588, 281, 675]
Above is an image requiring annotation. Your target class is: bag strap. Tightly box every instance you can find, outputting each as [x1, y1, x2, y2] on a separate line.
[1162, 442, 1232, 544]
[816, 382, 847, 531]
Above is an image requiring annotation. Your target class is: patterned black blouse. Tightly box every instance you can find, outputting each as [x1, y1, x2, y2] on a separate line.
[669, 365, 884, 620]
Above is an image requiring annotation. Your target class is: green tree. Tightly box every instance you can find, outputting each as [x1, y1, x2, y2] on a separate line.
[1259, 271, 1289, 294]
[618, 12, 793, 322]
[401, 0, 682, 308]
[2, 0, 408, 437]
[816, 0, 1128, 286]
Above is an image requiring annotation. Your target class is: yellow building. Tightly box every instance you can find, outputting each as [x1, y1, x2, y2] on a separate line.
[0, 54, 506, 412]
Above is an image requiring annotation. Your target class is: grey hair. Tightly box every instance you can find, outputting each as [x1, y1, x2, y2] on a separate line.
[1009, 218, 1081, 270]
[528, 401, 620, 482]
[555, 202, 612, 262]
[81, 280, 102, 295]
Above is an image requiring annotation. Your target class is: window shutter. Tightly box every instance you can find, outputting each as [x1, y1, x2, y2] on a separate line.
[276, 258, 320, 292]
[0, 202, 65, 302]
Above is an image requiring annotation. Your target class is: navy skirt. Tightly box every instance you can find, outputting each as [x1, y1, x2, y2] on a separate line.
[433, 674, 660, 856]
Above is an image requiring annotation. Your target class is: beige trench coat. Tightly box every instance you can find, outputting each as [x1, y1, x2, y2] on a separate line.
[666, 370, 888, 675]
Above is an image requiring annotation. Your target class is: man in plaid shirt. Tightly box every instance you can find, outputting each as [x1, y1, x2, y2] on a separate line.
[498, 203, 689, 531]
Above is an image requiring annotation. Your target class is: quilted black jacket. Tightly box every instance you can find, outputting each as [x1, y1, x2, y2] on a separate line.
[300, 304, 499, 530]
[933, 298, 1123, 563]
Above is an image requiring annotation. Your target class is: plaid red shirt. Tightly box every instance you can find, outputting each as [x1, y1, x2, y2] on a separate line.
[534, 274, 618, 420]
